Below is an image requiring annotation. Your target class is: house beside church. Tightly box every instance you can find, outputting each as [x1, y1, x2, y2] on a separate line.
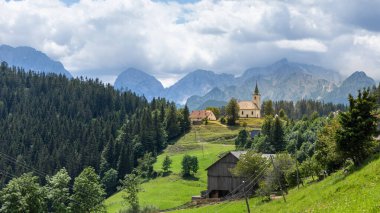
[238, 83, 261, 118]
[189, 110, 217, 124]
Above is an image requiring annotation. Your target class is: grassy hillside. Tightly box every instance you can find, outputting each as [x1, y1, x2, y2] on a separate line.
[105, 119, 263, 212]
[172, 154, 380, 213]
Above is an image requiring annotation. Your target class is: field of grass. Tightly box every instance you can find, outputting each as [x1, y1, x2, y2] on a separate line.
[105, 119, 263, 212]
[238, 118, 264, 128]
[172, 154, 380, 213]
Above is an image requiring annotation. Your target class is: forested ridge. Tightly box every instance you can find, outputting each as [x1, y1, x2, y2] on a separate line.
[0, 62, 189, 187]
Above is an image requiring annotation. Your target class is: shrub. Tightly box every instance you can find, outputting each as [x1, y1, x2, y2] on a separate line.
[181, 155, 198, 177]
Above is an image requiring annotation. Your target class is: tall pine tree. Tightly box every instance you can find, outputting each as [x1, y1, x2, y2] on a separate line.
[336, 89, 379, 165]
[226, 98, 239, 126]
[180, 105, 191, 134]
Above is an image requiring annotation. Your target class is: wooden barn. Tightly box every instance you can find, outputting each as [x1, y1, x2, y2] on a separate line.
[204, 151, 274, 198]
[205, 151, 247, 198]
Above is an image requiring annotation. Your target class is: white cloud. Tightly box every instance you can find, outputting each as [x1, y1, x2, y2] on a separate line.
[275, 39, 328, 52]
[0, 0, 379, 84]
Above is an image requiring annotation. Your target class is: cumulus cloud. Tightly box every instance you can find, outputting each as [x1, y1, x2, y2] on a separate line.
[275, 39, 328, 53]
[0, 0, 379, 86]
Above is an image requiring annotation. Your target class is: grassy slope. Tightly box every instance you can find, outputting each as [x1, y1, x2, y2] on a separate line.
[173, 154, 380, 213]
[105, 119, 263, 212]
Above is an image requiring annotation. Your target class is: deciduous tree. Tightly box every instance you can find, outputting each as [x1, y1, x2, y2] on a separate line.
[71, 167, 105, 212]
[46, 168, 71, 213]
[0, 173, 46, 213]
[119, 173, 142, 213]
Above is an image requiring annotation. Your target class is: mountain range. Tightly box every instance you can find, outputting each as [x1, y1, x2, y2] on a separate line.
[0, 45, 72, 78]
[0, 45, 376, 109]
[114, 59, 377, 110]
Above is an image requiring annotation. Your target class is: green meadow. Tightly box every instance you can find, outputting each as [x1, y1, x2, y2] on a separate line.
[172, 154, 380, 213]
[105, 119, 263, 212]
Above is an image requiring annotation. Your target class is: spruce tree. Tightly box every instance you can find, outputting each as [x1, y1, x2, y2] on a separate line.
[180, 105, 191, 134]
[166, 104, 180, 140]
[272, 116, 285, 152]
[226, 98, 239, 126]
[336, 89, 379, 165]
[235, 129, 249, 150]
[263, 100, 274, 116]
[162, 155, 172, 174]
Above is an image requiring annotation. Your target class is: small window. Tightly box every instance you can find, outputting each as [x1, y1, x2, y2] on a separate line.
[251, 111, 253, 115]
[241, 111, 244, 115]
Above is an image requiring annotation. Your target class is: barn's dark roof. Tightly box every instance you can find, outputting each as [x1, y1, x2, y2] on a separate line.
[230, 151, 247, 159]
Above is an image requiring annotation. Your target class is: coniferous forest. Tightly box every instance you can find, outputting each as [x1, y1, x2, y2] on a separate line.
[0, 62, 190, 186]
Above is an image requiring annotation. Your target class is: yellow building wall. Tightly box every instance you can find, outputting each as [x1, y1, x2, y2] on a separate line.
[239, 109, 260, 118]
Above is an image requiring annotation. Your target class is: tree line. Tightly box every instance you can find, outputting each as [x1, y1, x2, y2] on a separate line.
[217, 98, 346, 126]
[0, 62, 191, 193]
[260, 99, 346, 120]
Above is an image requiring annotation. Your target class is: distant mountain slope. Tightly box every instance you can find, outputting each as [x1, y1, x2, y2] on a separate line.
[239, 58, 341, 83]
[324, 71, 376, 103]
[0, 44, 72, 77]
[186, 87, 227, 110]
[190, 71, 375, 110]
[114, 68, 164, 100]
[164, 70, 235, 104]
[187, 59, 344, 110]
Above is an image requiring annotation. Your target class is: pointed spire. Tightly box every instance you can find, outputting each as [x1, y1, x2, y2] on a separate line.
[254, 81, 260, 95]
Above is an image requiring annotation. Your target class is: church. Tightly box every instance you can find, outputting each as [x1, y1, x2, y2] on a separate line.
[238, 83, 261, 118]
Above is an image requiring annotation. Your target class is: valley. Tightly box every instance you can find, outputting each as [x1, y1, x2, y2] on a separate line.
[1, 1, 380, 212]
[105, 120, 263, 212]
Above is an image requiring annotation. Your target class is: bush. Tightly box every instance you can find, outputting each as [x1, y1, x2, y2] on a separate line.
[220, 116, 226, 124]
[343, 158, 355, 174]
[119, 205, 159, 213]
[181, 155, 199, 177]
[285, 168, 299, 188]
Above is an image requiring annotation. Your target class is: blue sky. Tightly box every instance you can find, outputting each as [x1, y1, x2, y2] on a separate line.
[1, 0, 380, 86]
[60, 0, 78, 5]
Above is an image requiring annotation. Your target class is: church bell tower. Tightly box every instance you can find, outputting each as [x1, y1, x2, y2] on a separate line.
[252, 82, 260, 108]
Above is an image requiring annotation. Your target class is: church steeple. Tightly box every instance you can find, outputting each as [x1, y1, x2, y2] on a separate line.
[252, 82, 261, 111]
[254, 81, 260, 95]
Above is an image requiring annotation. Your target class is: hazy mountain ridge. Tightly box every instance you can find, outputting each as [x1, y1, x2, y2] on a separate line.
[0, 44, 72, 77]
[114, 68, 165, 100]
[323, 71, 377, 104]
[164, 69, 236, 104]
[114, 59, 377, 110]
